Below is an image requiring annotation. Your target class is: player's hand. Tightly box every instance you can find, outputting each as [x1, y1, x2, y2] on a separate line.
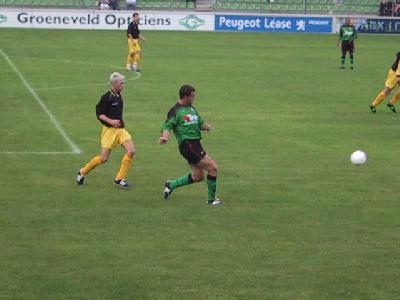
[110, 119, 121, 127]
[202, 123, 212, 131]
[159, 137, 168, 144]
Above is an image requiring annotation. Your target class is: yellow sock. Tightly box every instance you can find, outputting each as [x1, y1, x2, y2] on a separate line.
[371, 91, 386, 107]
[116, 154, 133, 180]
[134, 52, 141, 65]
[389, 91, 400, 105]
[126, 54, 133, 66]
[81, 155, 102, 175]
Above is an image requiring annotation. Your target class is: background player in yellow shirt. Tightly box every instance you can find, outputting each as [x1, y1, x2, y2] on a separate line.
[370, 52, 400, 113]
[77, 72, 136, 189]
[126, 13, 146, 72]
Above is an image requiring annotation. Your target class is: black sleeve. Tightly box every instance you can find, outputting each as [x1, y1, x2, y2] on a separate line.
[167, 108, 175, 119]
[167, 104, 180, 119]
[96, 94, 108, 118]
[127, 23, 134, 37]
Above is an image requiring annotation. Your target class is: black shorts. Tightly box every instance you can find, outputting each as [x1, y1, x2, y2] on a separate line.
[341, 41, 354, 55]
[179, 139, 206, 165]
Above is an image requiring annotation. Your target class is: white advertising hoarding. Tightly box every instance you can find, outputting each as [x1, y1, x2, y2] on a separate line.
[0, 9, 215, 31]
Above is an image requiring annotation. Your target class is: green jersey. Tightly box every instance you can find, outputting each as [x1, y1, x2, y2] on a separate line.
[339, 25, 357, 41]
[162, 103, 205, 145]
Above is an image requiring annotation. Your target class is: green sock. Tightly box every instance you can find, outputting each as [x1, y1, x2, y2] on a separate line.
[170, 174, 193, 189]
[350, 57, 354, 65]
[207, 175, 217, 201]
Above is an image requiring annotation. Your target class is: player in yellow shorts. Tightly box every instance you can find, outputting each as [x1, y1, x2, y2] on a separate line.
[370, 52, 400, 113]
[76, 72, 136, 189]
[126, 13, 146, 72]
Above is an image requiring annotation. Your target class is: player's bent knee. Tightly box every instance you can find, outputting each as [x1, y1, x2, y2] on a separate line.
[192, 174, 204, 182]
[100, 156, 109, 163]
[210, 161, 218, 173]
[207, 168, 217, 177]
[211, 169, 218, 176]
[126, 149, 135, 158]
[209, 166, 218, 176]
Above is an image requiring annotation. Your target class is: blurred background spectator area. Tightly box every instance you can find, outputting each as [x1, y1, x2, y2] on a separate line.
[0, 0, 389, 15]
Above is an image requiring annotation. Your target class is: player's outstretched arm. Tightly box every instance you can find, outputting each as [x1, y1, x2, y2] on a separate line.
[159, 130, 170, 144]
[201, 123, 212, 131]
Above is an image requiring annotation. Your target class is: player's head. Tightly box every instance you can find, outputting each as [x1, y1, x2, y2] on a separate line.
[179, 85, 196, 105]
[344, 18, 351, 25]
[110, 72, 125, 93]
[132, 13, 140, 23]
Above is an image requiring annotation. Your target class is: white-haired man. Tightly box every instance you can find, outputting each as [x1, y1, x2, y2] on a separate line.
[77, 72, 136, 189]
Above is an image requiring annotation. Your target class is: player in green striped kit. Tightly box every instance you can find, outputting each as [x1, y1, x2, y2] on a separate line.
[158, 85, 223, 206]
[337, 18, 357, 69]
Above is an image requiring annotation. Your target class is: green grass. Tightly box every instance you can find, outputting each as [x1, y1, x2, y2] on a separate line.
[1, 28, 400, 299]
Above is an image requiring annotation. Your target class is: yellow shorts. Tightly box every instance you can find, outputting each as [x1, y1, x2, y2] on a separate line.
[385, 69, 399, 89]
[101, 126, 132, 149]
[128, 39, 141, 53]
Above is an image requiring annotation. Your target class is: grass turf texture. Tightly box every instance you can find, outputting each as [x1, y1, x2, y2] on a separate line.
[1, 29, 400, 299]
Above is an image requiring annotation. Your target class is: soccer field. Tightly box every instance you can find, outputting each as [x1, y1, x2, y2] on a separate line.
[1, 28, 400, 299]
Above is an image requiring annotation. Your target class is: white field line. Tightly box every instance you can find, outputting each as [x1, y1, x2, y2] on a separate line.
[0, 48, 82, 154]
[10, 55, 142, 91]
[34, 72, 141, 91]
[10, 55, 125, 70]
[0, 151, 78, 155]
[34, 82, 107, 91]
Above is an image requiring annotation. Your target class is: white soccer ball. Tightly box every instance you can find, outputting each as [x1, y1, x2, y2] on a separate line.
[350, 150, 367, 165]
[269, 0, 275, 3]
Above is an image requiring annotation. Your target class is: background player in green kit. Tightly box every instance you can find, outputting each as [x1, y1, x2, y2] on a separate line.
[158, 85, 223, 206]
[337, 18, 357, 69]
